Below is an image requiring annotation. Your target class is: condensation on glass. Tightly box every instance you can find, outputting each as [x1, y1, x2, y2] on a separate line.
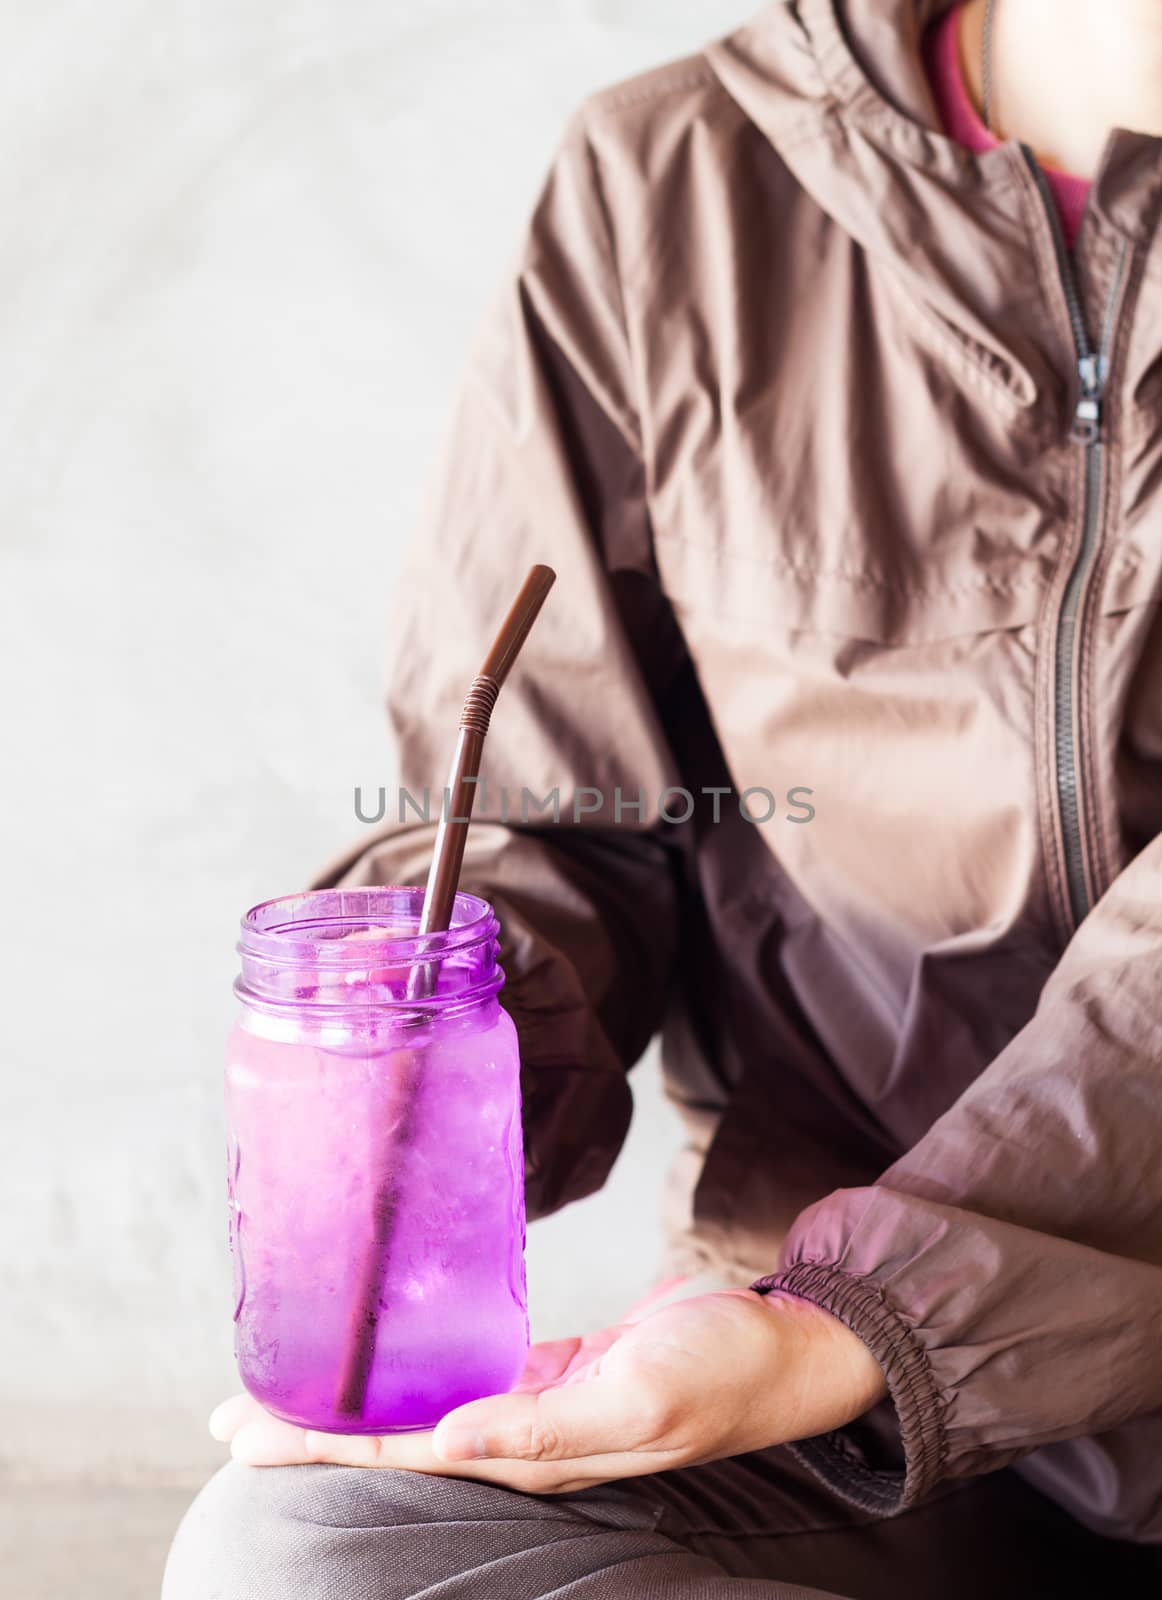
[227, 887, 528, 1433]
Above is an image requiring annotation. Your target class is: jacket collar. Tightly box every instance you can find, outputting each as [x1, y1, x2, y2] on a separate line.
[706, 2, 1162, 412]
[798, 0, 1162, 247]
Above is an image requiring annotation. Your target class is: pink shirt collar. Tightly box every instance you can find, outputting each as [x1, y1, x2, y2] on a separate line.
[924, 3, 1091, 248]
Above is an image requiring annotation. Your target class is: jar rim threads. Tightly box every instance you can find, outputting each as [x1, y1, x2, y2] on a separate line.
[235, 886, 502, 1013]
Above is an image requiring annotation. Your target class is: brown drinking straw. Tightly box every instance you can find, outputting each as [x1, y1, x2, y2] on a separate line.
[334, 564, 557, 1419]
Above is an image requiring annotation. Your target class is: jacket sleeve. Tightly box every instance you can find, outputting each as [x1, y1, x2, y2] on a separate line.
[755, 835, 1162, 1515]
[313, 110, 686, 1221]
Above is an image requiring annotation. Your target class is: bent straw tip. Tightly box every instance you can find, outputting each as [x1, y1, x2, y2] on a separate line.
[481, 564, 558, 689]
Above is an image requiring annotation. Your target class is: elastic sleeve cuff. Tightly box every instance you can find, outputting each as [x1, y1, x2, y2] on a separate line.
[752, 1261, 949, 1514]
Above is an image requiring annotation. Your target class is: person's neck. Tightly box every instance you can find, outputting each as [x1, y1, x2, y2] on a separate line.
[959, 0, 1162, 177]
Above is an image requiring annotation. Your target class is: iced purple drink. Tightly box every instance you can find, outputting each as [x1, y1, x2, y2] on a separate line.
[226, 887, 528, 1433]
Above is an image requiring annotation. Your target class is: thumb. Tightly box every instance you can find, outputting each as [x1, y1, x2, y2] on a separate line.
[432, 1378, 640, 1465]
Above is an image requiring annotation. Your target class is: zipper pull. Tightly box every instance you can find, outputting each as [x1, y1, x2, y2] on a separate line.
[1071, 353, 1105, 445]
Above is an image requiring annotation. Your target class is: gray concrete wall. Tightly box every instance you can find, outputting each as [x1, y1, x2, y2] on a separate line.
[0, 0, 732, 1482]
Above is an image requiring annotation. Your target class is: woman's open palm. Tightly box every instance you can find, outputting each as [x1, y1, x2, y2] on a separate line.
[210, 1288, 885, 1495]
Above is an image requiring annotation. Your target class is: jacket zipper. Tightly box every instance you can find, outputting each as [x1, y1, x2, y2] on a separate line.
[1021, 147, 1129, 929]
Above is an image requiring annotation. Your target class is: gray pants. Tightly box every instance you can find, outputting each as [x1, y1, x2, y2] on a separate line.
[162, 1445, 1159, 1598]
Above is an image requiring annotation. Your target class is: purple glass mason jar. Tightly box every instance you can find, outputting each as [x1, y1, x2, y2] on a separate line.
[226, 886, 528, 1434]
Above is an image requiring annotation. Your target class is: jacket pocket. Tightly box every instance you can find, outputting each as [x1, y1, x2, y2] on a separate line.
[653, 526, 1045, 647]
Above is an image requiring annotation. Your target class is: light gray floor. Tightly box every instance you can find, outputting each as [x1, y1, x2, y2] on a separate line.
[0, 1483, 196, 1600]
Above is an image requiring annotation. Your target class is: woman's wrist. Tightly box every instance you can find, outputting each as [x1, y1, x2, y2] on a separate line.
[758, 1289, 888, 1442]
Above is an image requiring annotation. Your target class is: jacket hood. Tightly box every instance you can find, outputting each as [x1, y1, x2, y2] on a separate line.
[705, 0, 1162, 411]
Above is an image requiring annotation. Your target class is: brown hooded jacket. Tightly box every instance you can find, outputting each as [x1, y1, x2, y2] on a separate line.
[319, 0, 1162, 1539]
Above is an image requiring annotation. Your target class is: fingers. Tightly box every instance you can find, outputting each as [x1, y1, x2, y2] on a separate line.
[206, 1391, 678, 1493]
[227, 1413, 446, 1470]
[209, 1395, 443, 1469]
[209, 1393, 263, 1442]
[231, 1411, 319, 1467]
